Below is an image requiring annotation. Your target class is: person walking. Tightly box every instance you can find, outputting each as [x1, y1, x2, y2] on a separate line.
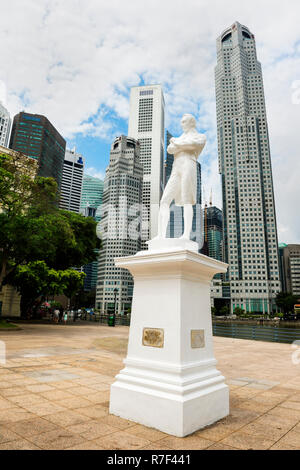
[53, 308, 59, 324]
[63, 311, 68, 325]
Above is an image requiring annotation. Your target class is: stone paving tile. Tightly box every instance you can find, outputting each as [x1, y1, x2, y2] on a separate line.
[0, 381, 14, 389]
[141, 442, 173, 450]
[0, 408, 35, 424]
[26, 428, 85, 450]
[159, 435, 214, 450]
[0, 387, 27, 399]
[241, 420, 288, 441]
[25, 384, 56, 393]
[66, 421, 118, 440]
[270, 441, 299, 450]
[7, 393, 49, 406]
[195, 422, 243, 441]
[0, 438, 41, 450]
[39, 389, 75, 401]
[54, 396, 93, 410]
[84, 392, 111, 404]
[126, 424, 168, 442]
[88, 383, 111, 392]
[68, 386, 97, 396]
[6, 417, 59, 437]
[269, 430, 300, 449]
[0, 398, 17, 410]
[21, 402, 66, 416]
[279, 400, 300, 411]
[207, 443, 239, 450]
[98, 414, 137, 430]
[66, 441, 105, 450]
[0, 426, 22, 444]
[74, 404, 108, 419]
[43, 410, 92, 427]
[267, 406, 300, 422]
[94, 431, 151, 450]
[220, 431, 275, 450]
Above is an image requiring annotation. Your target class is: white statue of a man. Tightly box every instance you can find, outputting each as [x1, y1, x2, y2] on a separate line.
[156, 114, 206, 240]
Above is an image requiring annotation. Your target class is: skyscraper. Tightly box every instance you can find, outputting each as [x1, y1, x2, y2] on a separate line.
[96, 135, 143, 313]
[59, 148, 84, 213]
[204, 203, 223, 262]
[165, 131, 203, 248]
[128, 85, 165, 242]
[215, 22, 280, 314]
[80, 175, 104, 221]
[80, 175, 104, 292]
[9, 112, 66, 189]
[279, 244, 300, 297]
[0, 102, 11, 147]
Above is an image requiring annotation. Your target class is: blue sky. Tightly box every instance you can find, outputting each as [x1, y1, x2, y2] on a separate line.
[1, 0, 300, 242]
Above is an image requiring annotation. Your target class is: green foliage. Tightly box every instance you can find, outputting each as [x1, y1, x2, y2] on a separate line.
[275, 292, 299, 314]
[234, 307, 245, 317]
[6, 261, 86, 317]
[211, 306, 217, 316]
[220, 305, 230, 316]
[0, 150, 100, 317]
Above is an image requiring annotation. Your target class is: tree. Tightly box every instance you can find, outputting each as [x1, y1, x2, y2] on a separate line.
[275, 292, 299, 315]
[0, 150, 100, 316]
[234, 307, 245, 317]
[220, 305, 230, 316]
[6, 261, 86, 318]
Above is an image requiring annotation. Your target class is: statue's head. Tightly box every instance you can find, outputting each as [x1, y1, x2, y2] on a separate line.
[181, 114, 196, 132]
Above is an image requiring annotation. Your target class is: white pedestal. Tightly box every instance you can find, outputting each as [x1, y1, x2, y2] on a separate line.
[109, 241, 229, 437]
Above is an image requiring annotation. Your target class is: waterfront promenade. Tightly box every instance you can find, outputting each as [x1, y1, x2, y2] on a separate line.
[0, 323, 299, 450]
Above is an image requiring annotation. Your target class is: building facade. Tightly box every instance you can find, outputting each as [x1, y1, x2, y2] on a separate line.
[96, 135, 143, 313]
[80, 175, 104, 222]
[280, 244, 300, 297]
[128, 85, 165, 242]
[9, 112, 66, 189]
[205, 204, 223, 261]
[0, 102, 11, 147]
[215, 22, 281, 314]
[59, 148, 84, 213]
[165, 131, 203, 248]
[80, 175, 104, 292]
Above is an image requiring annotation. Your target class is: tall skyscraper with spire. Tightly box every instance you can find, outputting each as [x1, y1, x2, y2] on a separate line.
[215, 21, 280, 314]
[96, 135, 143, 314]
[128, 85, 165, 242]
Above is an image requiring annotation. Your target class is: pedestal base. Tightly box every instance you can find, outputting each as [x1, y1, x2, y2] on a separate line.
[109, 248, 229, 437]
[110, 358, 229, 437]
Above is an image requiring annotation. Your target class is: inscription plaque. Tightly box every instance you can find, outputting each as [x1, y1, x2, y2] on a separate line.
[142, 328, 164, 348]
[191, 329, 205, 348]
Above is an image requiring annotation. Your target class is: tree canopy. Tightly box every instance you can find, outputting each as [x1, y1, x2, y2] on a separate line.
[0, 150, 101, 317]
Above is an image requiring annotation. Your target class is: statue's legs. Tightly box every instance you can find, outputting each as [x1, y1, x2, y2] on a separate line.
[156, 172, 179, 239]
[180, 204, 193, 239]
[157, 203, 170, 238]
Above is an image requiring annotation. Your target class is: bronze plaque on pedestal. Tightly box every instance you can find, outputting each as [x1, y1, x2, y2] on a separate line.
[191, 329, 205, 348]
[142, 328, 164, 348]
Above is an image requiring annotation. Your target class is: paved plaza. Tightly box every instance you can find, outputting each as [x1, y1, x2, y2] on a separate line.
[0, 323, 299, 450]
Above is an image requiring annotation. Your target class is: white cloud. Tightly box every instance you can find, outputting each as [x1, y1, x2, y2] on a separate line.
[1, 0, 300, 242]
[85, 167, 105, 181]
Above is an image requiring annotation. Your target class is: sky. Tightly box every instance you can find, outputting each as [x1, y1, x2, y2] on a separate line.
[0, 0, 300, 243]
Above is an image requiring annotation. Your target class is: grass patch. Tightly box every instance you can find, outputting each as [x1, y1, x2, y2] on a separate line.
[0, 320, 18, 329]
